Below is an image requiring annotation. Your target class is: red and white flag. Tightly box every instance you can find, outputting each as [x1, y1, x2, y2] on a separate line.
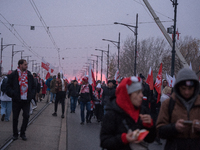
[41, 58, 54, 73]
[88, 63, 96, 91]
[146, 67, 154, 90]
[154, 63, 162, 103]
[114, 69, 120, 80]
[166, 73, 176, 87]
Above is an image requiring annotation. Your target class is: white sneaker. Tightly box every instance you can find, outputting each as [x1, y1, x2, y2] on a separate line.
[32, 105, 37, 110]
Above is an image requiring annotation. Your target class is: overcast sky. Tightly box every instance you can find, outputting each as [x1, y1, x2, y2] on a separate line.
[0, 0, 199, 80]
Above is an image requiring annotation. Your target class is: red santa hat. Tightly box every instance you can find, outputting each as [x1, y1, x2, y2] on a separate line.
[116, 76, 142, 122]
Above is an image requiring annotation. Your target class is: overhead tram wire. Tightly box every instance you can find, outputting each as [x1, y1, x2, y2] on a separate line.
[29, 0, 61, 68]
[132, 0, 173, 21]
[0, 14, 41, 59]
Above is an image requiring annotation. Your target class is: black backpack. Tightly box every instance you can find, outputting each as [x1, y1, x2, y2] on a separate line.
[1, 77, 8, 95]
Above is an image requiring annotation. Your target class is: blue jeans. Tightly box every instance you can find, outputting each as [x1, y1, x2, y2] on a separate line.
[80, 101, 91, 123]
[50, 92, 56, 102]
[70, 96, 78, 112]
[1, 101, 12, 121]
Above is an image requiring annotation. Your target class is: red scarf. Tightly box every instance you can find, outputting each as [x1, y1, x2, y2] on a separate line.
[17, 68, 28, 100]
[80, 84, 89, 93]
[94, 88, 103, 99]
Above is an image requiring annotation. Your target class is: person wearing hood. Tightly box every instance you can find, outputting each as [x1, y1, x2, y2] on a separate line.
[93, 83, 104, 122]
[156, 68, 200, 150]
[100, 76, 156, 150]
[102, 80, 116, 114]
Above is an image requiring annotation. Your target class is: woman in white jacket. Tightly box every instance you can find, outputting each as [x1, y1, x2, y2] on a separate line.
[160, 86, 172, 104]
[1, 75, 12, 122]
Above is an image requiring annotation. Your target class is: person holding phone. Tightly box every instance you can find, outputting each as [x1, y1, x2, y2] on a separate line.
[100, 76, 156, 150]
[156, 68, 200, 150]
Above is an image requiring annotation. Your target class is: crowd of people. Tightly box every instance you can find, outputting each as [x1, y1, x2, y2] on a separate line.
[0, 59, 200, 150]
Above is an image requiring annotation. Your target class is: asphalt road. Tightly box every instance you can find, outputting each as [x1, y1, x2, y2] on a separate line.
[66, 99, 165, 150]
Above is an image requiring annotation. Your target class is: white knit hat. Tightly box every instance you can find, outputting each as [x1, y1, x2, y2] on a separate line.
[127, 76, 142, 94]
[96, 83, 101, 88]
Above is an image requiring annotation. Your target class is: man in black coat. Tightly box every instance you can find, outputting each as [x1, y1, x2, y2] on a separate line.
[6, 59, 36, 141]
[140, 74, 151, 111]
[102, 80, 116, 114]
[68, 80, 80, 113]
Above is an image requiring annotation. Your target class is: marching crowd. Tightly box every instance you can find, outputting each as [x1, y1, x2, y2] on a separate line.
[0, 59, 200, 150]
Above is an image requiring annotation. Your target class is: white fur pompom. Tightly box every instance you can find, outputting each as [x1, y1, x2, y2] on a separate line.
[130, 76, 138, 82]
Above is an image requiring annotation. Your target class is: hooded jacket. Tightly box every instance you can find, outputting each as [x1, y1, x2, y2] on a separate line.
[100, 77, 156, 150]
[156, 68, 200, 150]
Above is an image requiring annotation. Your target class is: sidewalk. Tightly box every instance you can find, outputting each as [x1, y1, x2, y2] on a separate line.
[2, 99, 67, 150]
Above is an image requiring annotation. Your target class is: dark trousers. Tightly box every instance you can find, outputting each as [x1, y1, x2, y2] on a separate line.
[94, 104, 103, 121]
[12, 101, 30, 136]
[54, 91, 65, 115]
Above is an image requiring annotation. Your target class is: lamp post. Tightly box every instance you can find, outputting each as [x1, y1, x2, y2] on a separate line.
[114, 13, 138, 76]
[102, 33, 120, 71]
[11, 50, 24, 71]
[91, 54, 101, 81]
[1, 38, 15, 75]
[171, 0, 178, 76]
[88, 59, 96, 71]
[95, 46, 109, 82]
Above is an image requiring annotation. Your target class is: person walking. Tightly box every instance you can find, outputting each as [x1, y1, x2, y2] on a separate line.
[79, 76, 93, 125]
[68, 80, 80, 113]
[156, 68, 200, 150]
[6, 59, 36, 141]
[50, 75, 56, 103]
[0, 71, 12, 122]
[52, 73, 67, 118]
[45, 75, 53, 103]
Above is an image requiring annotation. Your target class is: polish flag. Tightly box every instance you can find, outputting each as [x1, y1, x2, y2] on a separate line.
[45, 72, 50, 80]
[154, 63, 162, 103]
[189, 62, 193, 70]
[114, 69, 120, 80]
[166, 73, 176, 87]
[146, 67, 154, 90]
[88, 63, 96, 91]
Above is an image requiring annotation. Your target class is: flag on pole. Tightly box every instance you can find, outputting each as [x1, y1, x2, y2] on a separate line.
[166, 73, 176, 87]
[41, 57, 54, 73]
[88, 63, 96, 91]
[146, 67, 154, 90]
[189, 62, 193, 70]
[154, 63, 162, 103]
[114, 69, 120, 80]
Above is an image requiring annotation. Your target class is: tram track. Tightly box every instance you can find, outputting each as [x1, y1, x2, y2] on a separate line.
[0, 102, 50, 150]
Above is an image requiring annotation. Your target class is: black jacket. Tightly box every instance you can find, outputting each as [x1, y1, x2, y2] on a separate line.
[102, 86, 116, 105]
[79, 84, 93, 102]
[69, 84, 80, 97]
[100, 100, 156, 150]
[6, 70, 36, 102]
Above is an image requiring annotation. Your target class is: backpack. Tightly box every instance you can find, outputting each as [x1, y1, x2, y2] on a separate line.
[1, 77, 8, 95]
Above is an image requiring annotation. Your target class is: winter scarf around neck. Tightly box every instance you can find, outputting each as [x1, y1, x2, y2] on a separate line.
[17, 67, 28, 100]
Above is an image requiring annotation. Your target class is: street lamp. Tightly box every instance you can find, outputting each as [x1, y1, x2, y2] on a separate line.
[102, 33, 120, 71]
[170, 0, 178, 76]
[114, 13, 138, 76]
[91, 54, 101, 81]
[95, 47, 109, 82]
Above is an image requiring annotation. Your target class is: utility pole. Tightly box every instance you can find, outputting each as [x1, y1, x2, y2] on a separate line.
[95, 47, 109, 82]
[0, 38, 15, 75]
[102, 33, 120, 71]
[29, 60, 36, 72]
[107, 44, 109, 79]
[114, 14, 138, 75]
[91, 54, 101, 81]
[11, 49, 24, 71]
[171, 0, 178, 76]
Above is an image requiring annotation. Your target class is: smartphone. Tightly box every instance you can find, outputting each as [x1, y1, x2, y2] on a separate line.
[183, 120, 193, 124]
